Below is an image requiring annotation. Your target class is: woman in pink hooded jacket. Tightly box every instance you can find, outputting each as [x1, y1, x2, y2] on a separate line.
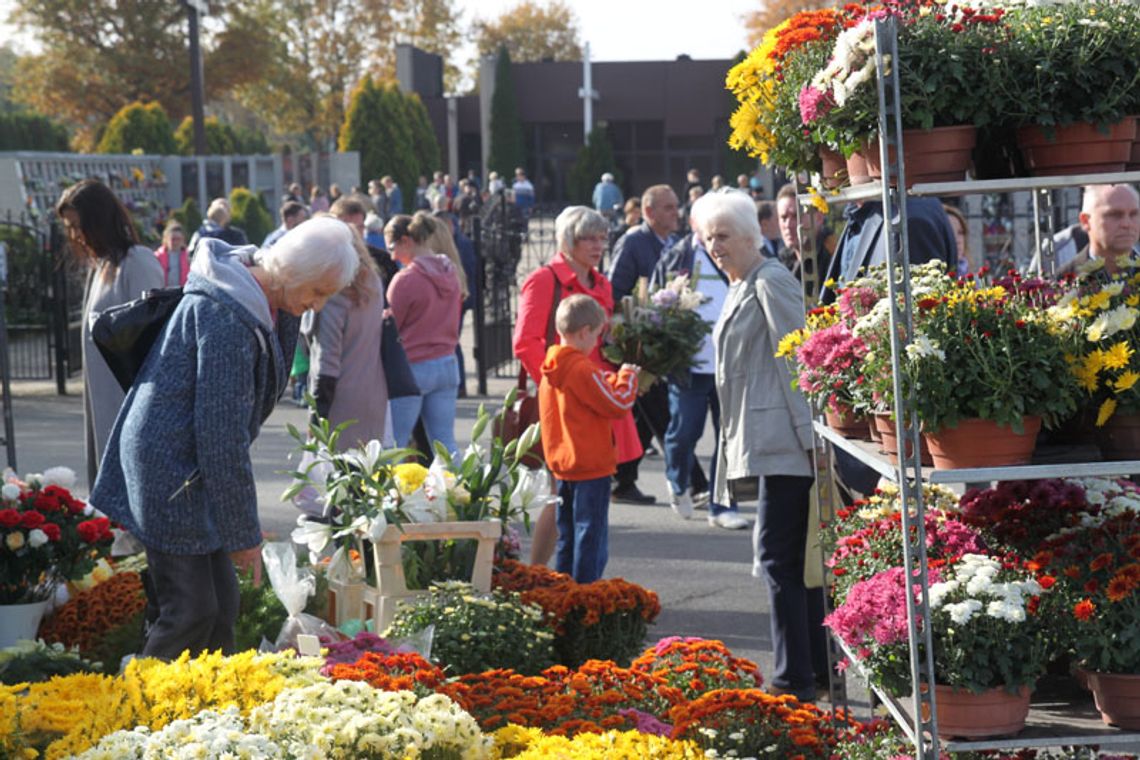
[384, 212, 463, 454]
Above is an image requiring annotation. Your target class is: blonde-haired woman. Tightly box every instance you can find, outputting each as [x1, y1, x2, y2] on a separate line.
[385, 213, 463, 454]
[302, 228, 389, 448]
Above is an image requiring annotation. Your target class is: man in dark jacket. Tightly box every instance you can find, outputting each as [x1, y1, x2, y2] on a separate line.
[607, 185, 680, 504]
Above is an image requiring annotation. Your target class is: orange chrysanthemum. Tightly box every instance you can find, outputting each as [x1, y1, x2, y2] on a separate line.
[1073, 598, 1096, 621]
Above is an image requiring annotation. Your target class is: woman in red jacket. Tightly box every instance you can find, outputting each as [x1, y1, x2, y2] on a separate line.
[513, 205, 642, 566]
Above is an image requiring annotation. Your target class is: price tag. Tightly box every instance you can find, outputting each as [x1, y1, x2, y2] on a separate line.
[296, 634, 321, 657]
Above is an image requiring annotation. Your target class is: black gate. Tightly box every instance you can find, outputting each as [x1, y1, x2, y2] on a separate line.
[471, 200, 560, 393]
[1, 212, 84, 388]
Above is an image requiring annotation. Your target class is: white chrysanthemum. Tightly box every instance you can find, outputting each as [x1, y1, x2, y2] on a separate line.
[905, 333, 946, 362]
[944, 599, 982, 625]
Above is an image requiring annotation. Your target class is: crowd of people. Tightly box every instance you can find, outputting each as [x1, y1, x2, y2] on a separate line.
[62, 160, 1140, 702]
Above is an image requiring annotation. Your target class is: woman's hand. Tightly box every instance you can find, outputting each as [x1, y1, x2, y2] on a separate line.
[231, 545, 263, 586]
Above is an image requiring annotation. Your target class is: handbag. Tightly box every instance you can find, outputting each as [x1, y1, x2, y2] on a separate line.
[495, 266, 560, 469]
[90, 287, 184, 392]
[381, 314, 420, 399]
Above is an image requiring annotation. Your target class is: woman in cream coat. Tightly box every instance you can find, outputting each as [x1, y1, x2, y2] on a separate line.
[694, 191, 828, 703]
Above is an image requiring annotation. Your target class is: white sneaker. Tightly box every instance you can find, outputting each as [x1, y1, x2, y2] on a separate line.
[670, 491, 694, 520]
[709, 511, 750, 530]
[691, 490, 711, 510]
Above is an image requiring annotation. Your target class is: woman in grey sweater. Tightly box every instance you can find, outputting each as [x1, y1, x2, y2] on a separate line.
[694, 192, 828, 703]
[91, 218, 358, 660]
[56, 179, 164, 488]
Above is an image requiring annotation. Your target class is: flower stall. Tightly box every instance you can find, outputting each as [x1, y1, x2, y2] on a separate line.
[734, 1, 1140, 756]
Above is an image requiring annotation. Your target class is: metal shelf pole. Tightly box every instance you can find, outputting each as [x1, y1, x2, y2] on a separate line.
[873, 18, 940, 758]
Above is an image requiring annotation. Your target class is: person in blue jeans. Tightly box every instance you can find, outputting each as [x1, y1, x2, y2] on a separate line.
[384, 213, 464, 455]
[653, 197, 749, 529]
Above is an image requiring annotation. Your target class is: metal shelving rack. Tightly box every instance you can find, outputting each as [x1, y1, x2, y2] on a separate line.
[804, 17, 1140, 759]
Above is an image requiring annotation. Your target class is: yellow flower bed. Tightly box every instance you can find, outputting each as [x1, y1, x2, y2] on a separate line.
[493, 724, 703, 759]
[4, 650, 322, 759]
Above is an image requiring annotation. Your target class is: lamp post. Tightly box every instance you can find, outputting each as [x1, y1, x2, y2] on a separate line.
[185, 0, 208, 156]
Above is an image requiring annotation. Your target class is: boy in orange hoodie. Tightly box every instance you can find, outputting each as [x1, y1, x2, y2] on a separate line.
[540, 294, 640, 583]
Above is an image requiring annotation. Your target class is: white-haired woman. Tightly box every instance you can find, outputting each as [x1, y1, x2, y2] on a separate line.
[694, 192, 828, 702]
[91, 217, 359, 660]
[512, 206, 641, 567]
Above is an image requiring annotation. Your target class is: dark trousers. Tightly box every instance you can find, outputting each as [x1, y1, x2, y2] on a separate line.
[142, 547, 240, 660]
[555, 476, 611, 583]
[753, 474, 829, 695]
[615, 382, 707, 491]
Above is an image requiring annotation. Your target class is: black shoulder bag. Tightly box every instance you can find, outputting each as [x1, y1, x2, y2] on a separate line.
[91, 287, 184, 392]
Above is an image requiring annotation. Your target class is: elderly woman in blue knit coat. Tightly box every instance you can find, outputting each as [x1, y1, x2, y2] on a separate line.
[91, 217, 359, 660]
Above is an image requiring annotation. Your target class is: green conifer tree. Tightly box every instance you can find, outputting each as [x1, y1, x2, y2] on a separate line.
[568, 128, 620, 205]
[487, 46, 526, 178]
[96, 101, 176, 155]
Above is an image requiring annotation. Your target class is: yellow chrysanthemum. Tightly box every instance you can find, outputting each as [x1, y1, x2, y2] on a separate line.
[1114, 370, 1140, 394]
[1127, 295, 1140, 307]
[1086, 291, 1113, 312]
[776, 328, 808, 358]
[808, 188, 830, 214]
[1102, 341, 1133, 371]
[394, 462, 430, 495]
[1097, 397, 1119, 427]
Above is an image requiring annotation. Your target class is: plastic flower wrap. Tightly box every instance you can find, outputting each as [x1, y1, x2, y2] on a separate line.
[603, 274, 711, 386]
[0, 466, 113, 604]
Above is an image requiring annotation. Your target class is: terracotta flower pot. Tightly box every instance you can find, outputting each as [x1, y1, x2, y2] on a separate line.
[818, 145, 847, 190]
[1129, 116, 1140, 170]
[932, 684, 1032, 739]
[861, 125, 977, 186]
[825, 403, 868, 439]
[1087, 671, 1140, 729]
[845, 151, 873, 186]
[1016, 119, 1137, 176]
[924, 416, 1041, 470]
[873, 413, 932, 466]
[867, 416, 882, 443]
[1096, 411, 1140, 462]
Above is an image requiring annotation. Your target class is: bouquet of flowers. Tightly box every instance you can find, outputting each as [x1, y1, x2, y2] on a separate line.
[603, 275, 710, 388]
[0, 467, 113, 604]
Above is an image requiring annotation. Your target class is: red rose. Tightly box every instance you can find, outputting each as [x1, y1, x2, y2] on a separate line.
[0, 509, 19, 528]
[66, 497, 86, 515]
[41, 523, 61, 541]
[20, 510, 45, 529]
[77, 517, 111, 544]
[77, 520, 101, 543]
[33, 493, 61, 512]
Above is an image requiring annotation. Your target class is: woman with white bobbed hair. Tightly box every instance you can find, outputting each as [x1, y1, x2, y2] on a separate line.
[91, 217, 359, 660]
[693, 191, 827, 702]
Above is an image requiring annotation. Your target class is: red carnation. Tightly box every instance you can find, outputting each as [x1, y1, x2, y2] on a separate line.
[0, 508, 19, 528]
[41, 523, 61, 541]
[20, 510, 45, 529]
[77, 519, 106, 543]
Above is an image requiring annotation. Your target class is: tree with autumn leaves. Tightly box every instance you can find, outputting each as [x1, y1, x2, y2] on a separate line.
[6, 0, 582, 153]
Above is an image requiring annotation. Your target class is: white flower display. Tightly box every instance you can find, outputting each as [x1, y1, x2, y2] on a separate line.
[249, 682, 492, 759]
[905, 333, 946, 362]
[930, 554, 1041, 626]
[75, 707, 285, 760]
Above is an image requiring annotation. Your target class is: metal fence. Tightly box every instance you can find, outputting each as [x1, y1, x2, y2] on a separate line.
[471, 203, 563, 393]
[0, 211, 84, 388]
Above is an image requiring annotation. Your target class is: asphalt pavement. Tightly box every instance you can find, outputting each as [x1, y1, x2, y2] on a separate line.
[8, 372, 775, 674]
